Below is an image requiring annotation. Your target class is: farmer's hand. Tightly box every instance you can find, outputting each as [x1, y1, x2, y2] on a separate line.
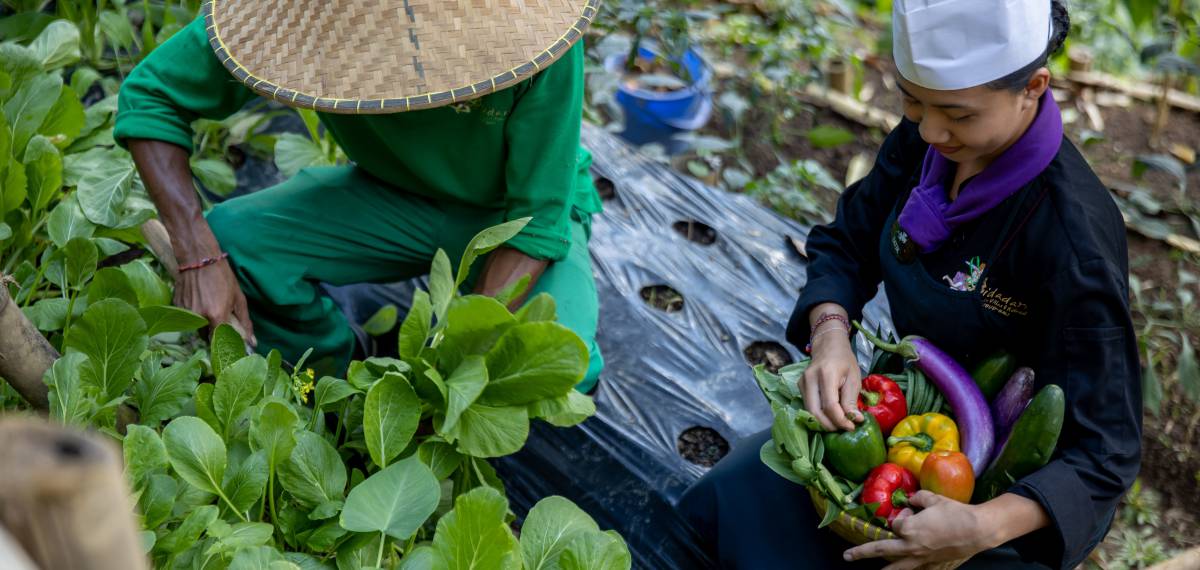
[843, 491, 1049, 569]
[172, 229, 256, 347]
[473, 247, 548, 310]
[803, 303, 864, 431]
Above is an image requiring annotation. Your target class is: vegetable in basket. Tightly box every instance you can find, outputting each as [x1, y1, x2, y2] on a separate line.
[856, 374, 907, 435]
[822, 413, 887, 482]
[855, 322, 994, 475]
[991, 367, 1036, 445]
[974, 384, 1065, 502]
[968, 349, 1018, 400]
[919, 450, 975, 503]
[886, 412, 960, 477]
[861, 463, 918, 526]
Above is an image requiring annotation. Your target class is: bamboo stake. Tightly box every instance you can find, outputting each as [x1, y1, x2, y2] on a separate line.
[0, 417, 147, 570]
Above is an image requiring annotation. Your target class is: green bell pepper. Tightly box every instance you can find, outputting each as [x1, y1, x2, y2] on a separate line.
[822, 413, 887, 482]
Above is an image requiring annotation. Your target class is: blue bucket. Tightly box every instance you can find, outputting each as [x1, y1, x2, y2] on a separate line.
[604, 44, 713, 152]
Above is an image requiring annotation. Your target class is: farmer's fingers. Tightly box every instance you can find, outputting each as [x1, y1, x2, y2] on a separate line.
[889, 508, 916, 532]
[232, 293, 257, 347]
[803, 368, 836, 431]
[839, 370, 864, 423]
[820, 367, 855, 430]
[880, 558, 926, 570]
[907, 490, 945, 510]
[844, 539, 916, 561]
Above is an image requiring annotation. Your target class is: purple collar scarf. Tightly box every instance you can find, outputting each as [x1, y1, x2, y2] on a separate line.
[897, 90, 1063, 254]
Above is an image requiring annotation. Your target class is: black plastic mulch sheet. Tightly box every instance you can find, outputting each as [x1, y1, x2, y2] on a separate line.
[324, 123, 894, 568]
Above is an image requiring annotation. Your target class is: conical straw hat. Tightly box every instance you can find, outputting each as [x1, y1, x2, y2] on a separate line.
[203, 0, 598, 114]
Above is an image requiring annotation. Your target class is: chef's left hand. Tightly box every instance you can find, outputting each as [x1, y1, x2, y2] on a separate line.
[473, 246, 548, 309]
[843, 491, 997, 570]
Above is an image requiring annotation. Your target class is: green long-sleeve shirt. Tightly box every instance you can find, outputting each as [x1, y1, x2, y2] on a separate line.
[114, 16, 601, 261]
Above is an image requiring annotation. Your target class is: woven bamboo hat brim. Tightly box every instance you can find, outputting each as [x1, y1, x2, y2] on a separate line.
[204, 0, 598, 114]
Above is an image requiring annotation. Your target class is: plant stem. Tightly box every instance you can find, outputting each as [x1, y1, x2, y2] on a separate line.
[215, 486, 250, 523]
[375, 531, 387, 569]
[268, 471, 279, 530]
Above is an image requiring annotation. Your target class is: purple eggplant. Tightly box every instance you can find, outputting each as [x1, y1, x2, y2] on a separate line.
[856, 323, 995, 475]
[990, 367, 1036, 453]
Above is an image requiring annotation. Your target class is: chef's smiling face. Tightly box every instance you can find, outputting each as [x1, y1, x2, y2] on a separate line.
[897, 71, 1048, 167]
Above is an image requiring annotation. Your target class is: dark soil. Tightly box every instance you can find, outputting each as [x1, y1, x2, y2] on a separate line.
[640, 285, 685, 313]
[672, 220, 718, 245]
[677, 426, 731, 467]
[743, 341, 794, 374]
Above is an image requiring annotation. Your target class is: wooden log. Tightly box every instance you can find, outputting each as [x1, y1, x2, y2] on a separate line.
[1147, 546, 1200, 570]
[1067, 70, 1200, 114]
[801, 83, 902, 132]
[826, 57, 854, 96]
[0, 418, 147, 570]
[0, 284, 55, 411]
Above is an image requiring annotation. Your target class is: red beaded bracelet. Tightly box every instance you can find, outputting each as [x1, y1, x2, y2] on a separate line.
[179, 252, 229, 273]
[803, 312, 852, 355]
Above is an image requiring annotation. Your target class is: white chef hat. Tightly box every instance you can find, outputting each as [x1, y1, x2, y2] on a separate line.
[893, 0, 1053, 91]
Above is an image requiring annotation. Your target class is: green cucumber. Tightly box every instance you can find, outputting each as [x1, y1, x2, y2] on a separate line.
[969, 350, 1018, 401]
[972, 384, 1065, 502]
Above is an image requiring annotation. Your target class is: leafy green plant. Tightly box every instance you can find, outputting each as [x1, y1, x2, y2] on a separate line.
[273, 108, 347, 178]
[745, 159, 842, 223]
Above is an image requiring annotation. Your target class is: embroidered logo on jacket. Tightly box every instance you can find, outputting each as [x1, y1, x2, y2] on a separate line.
[943, 256, 986, 292]
[979, 278, 1029, 317]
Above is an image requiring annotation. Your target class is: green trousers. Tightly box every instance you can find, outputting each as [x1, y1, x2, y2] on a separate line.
[206, 166, 603, 392]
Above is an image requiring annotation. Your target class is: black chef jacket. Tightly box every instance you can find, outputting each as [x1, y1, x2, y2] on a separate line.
[788, 118, 1142, 569]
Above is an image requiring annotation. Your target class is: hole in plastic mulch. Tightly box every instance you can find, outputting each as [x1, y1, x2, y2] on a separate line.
[744, 341, 795, 374]
[594, 176, 617, 201]
[677, 427, 730, 467]
[639, 285, 685, 313]
[672, 220, 718, 245]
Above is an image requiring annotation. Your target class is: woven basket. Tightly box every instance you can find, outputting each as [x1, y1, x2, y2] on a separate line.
[808, 486, 966, 570]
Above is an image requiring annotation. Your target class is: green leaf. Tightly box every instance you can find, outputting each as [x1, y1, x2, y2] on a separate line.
[211, 323, 249, 378]
[252, 400, 298, 476]
[212, 355, 268, 439]
[480, 322, 587, 406]
[455, 218, 531, 289]
[133, 355, 200, 427]
[429, 249, 454, 325]
[806, 125, 856, 149]
[23, 297, 69, 331]
[314, 376, 359, 411]
[123, 424, 168, 489]
[279, 431, 347, 507]
[70, 66, 101, 99]
[399, 289, 433, 359]
[1179, 334, 1200, 404]
[1, 157, 27, 216]
[0, 12, 56, 44]
[120, 260, 172, 307]
[222, 449, 269, 516]
[440, 296, 517, 370]
[194, 383, 220, 433]
[1143, 344, 1163, 416]
[445, 403, 529, 458]
[308, 499, 343, 520]
[140, 305, 208, 337]
[139, 474, 178, 529]
[39, 85, 85, 144]
[93, 237, 128, 257]
[430, 486, 520, 570]
[340, 456, 440, 540]
[23, 134, 62, 213]
[4, 72, 60, 153]
[515, 293, 556, 323]
[65, 298, 148, 401]
[335, 532, 384, 570]
[364, 372, 421, 468]
[527, 390, 595, 428]
[98, 10, 136, 50]
[300, 520, 347, 553]
[0, 223, 10, 242]
[87, 266, 139, 306]
[155, 504, 218, 556]
[400, 546, 435, 570]
[44, 353, 92, 424]
[493, 274, 531, 307]
[190, 157, 237, 197]
[362, 303, 398, 336]
[560, 530, 632, 570]
[228, 546, 295, 570]
[520, 496, 601, 570]
[76, 152, 135, 226]
[442, 355, 488, 434]
[162, 416, 228, 496]
[418, 440, 464, 480]
[274, 132, 328, 178]
[759, 439, 808, 485]
[206, 522, 274, 557]
[46, 194, 95, 248]
[63, 236, 98, 289]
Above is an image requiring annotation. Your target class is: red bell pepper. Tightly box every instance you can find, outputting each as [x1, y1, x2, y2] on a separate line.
[857, 374, 907, 435]
[861, 463, 918, 526]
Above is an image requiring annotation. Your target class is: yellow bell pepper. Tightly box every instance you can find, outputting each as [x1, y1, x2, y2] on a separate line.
[886, 413, 960, 477]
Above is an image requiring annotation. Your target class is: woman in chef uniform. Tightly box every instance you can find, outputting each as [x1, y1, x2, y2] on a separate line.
[678, 1, 1141, 568]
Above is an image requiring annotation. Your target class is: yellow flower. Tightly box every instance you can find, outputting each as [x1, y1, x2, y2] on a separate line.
[292, 369, 315, 404]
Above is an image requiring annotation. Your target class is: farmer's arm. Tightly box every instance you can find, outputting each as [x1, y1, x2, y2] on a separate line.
[115, 15, 259, 338]
[785, 118, 924, 350]
[477, 43, 587, 302]
[1002, 257, 1141, 568]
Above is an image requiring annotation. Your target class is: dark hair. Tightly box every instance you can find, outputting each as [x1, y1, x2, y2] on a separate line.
[986, 0, 1071, 91]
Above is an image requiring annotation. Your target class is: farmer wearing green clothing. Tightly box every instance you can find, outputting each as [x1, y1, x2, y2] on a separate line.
[114, 0, 605, 390]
